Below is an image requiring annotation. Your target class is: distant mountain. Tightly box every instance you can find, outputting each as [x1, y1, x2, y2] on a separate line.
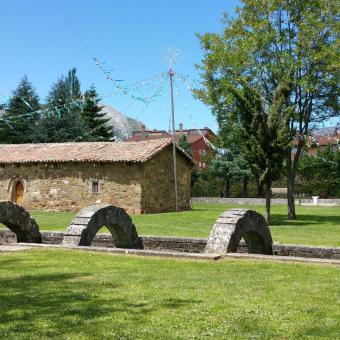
[100, 104, 145, 141]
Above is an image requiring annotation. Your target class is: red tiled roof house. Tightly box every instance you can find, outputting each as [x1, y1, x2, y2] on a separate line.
[126, 124, 216, 168]
[291, 127, 339, 158]
[0, 139, 193, 213]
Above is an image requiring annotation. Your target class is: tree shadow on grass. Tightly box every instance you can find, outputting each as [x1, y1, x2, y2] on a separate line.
[0, 258, 24, 268]
[161, 297, 202, 309]
[270, 214, 340, 227]
[0, 272, 202, 338]
[0, 272, 144, 336]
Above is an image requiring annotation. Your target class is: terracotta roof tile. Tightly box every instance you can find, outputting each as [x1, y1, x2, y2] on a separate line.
[0, 139, 191, 164]
[314, 135, 338, 146]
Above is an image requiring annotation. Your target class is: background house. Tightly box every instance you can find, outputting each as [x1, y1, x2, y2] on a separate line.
[127, 124, 216, 168]
[292, 126, 339, 158]
[0, 139, 192, 213]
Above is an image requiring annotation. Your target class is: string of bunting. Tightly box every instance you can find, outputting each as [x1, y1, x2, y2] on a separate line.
[0, 91, 119, 126]
[92, 58, 167, 104]
[0, 73, 168, 128]
[52, 0, 167, 105]
[130, 75, 168, 122]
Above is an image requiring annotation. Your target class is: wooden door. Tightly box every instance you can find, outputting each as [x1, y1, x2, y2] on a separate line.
[14, 181, 24, 205]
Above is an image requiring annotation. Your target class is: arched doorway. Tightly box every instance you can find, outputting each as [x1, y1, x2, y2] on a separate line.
[12, 181, 24, 205]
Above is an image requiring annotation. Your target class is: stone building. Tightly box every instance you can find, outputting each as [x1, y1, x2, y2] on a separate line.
[0, 139, 193, 214]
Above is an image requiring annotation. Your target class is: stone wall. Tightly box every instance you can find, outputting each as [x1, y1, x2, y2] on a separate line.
[192, 197, 289, 205]
[142, 146, 192, 212]
[192, 197, 340, 206]
[0, 229, 17, 245]
[0, 162, 143, 213]
[38, 232, 207, 252]
[0, 147, 192, 214]
[3, 230, 334, 260]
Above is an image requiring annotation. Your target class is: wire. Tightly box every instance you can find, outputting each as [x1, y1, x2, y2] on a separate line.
[173, 76, 229, 156]
[53, 0, 94, 59]
[53, 0, 166, 105]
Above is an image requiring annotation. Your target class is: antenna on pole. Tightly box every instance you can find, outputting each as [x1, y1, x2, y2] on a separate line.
[164, 47, 181, 211]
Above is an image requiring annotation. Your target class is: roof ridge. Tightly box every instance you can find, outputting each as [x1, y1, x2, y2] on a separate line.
[0, 138, 193, 164]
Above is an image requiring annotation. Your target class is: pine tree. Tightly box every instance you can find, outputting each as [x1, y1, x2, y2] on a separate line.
[227, 80, 292, 223]
[81, 85, 115, 141]
[32, 68, 90, 143]
[1, 76, 40, 143]
[0, 104, 7, 143]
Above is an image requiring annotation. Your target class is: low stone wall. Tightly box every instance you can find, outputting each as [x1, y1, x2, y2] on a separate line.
[192, 197, 289, 205]
[0, 230, 17, 245]
[41, 231, 64, 244]
[1, 230, 339, 260]
[272, 244, 340, 259]
[192, 197, 340, 206]
[141, 236, 207, 253]
[40, 232, 207, 253]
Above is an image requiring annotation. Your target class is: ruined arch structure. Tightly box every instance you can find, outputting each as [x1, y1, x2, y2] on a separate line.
[0, 201, 41, 243]
[62, 204, 142, 249]
[205, 209, 273, 255]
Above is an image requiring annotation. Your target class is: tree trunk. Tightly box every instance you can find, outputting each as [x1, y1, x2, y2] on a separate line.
[243, 176, 248, 197]
[286, 153, 296, 219]
[224, 178, 230, 197]
[257, 179, 264, 197]
[264, 180, 272, 224]
[287, 142, 303, 220]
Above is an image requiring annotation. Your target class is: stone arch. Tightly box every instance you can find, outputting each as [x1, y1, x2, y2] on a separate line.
[8, 177, 28, 206]
[62, 204, 142, 248]
[0, 201, 42, 243]
[8, 177, 28, 193]
[205, 209, 272, 255]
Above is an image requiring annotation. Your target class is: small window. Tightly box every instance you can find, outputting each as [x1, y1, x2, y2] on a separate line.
[91, 181, 99, 194]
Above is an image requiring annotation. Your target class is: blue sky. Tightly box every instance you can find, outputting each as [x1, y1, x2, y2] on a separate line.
[0, 0, 241, 132]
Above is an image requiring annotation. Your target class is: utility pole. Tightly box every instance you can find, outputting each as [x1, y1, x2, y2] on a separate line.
[169, 63, 178, 211]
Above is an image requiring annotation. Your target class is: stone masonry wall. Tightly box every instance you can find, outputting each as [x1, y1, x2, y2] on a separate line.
[141, 146, 192, 213]
[2, 230, 338, 259]
[0, 162, 143, 213]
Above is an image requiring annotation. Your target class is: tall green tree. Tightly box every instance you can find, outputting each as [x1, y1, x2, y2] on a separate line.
[226, 81, 292, 223]
[32, 68, 90, 142]
[81, 85, 115, 141]
[1, 76, 40, 143]
[196, 0, 339, 219]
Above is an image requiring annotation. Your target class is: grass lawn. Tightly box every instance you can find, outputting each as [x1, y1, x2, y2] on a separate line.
[0, 249, 339, 339]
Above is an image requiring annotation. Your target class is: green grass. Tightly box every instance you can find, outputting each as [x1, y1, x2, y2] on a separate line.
[0, 249, 339, 339]
[1, 203, 339, 247]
